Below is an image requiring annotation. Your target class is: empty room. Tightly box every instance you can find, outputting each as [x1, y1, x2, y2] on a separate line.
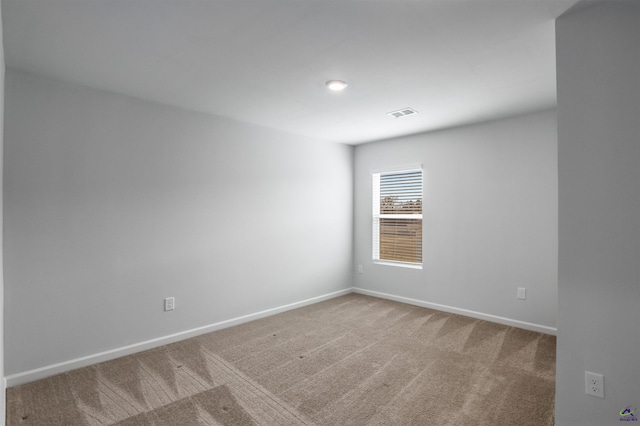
[0, 0, 638, 425]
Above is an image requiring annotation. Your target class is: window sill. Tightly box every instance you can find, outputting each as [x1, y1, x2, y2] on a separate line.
[373, 260, 423, 270]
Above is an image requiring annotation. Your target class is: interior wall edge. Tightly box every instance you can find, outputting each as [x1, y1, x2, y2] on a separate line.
[353, 287, 557, 336]
[5, 284, 557, 389]
[5, 287, 354, 388]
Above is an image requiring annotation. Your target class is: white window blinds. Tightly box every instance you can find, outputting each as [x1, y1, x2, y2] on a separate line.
[373, 169, 423, 265]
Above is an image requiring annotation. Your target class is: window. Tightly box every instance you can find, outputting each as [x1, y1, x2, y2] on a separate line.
[372, 168, 423, 267]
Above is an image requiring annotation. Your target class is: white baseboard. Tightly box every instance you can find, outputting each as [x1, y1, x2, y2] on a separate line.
[5, 288, 353, 387]
[6, 286, 555, 387]
[1, 377, 5, 426]
[353, 287, 557, 336]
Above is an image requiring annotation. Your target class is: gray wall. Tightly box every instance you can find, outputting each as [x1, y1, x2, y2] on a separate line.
[354, 110, 558, 330]
[1, 2, 5, 423]
[3, 70, 354, 376]
[555, 2, 640, 425]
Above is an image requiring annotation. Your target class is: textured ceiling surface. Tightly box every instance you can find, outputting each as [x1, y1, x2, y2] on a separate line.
[2, 0, 579, 144]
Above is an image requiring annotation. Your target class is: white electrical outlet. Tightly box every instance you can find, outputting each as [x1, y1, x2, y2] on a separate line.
[357, 265, 363, 274]
[164, 297, 175, 311]
[517, 287, 526, 300]
[585, 371, 604, 398]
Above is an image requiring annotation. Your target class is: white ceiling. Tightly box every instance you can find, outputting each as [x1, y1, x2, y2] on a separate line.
[2, 0, 579, 145]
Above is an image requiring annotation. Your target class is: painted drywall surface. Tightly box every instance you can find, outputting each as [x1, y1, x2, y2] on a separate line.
[3, 70, 354, 375]
[354, 110, 558, 329]
[1, 2, 6, 423]
[555, 2, 640, 425]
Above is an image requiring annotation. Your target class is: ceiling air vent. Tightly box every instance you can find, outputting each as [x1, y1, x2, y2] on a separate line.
[387, 107, 419, 119]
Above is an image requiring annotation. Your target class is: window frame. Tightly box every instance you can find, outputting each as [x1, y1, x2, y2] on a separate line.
[372, 167, 423, 269]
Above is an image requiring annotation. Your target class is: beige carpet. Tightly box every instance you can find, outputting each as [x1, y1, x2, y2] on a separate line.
[7, 294, 556, 425]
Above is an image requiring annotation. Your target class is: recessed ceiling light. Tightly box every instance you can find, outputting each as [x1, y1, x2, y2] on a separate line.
[325, 80, 348, 91]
